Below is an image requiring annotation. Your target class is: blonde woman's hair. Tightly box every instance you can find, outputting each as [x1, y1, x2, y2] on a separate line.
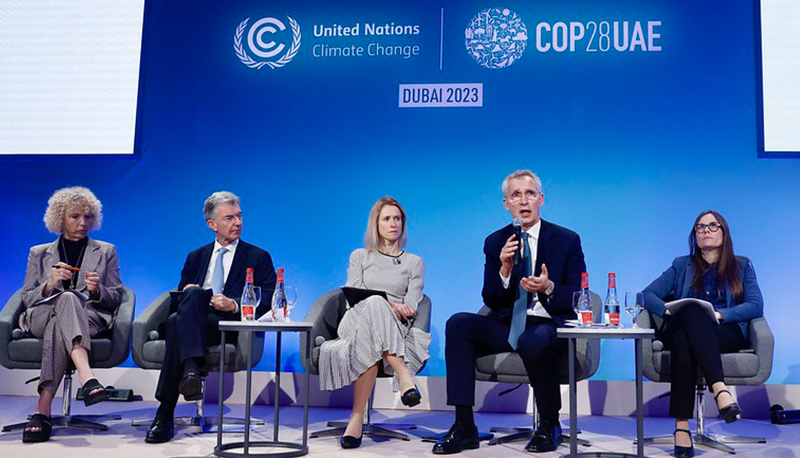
[43, 186, 103, 234]
[364, 196, 407, 251]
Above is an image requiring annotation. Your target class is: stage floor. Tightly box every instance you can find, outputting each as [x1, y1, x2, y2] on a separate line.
[0, 396, 797, 457]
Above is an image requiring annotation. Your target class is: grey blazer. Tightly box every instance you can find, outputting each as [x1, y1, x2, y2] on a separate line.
[20, 238, 124, 332]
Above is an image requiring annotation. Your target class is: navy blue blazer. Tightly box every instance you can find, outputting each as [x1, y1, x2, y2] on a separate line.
[178, 240, 277, 320]
[481, 219, 586, 327]
[643, 255, 764, 340]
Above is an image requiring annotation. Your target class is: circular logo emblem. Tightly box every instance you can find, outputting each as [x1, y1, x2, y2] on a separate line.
[465, 8, 527, 69]
[234, 16, 302, 70]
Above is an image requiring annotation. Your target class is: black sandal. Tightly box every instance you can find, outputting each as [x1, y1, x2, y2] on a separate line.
[22, 413, 52, 443]
[81, 378, 110, 407]
[714, 389, 742, 423]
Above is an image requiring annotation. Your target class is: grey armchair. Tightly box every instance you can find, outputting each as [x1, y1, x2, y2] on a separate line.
[477, 291, 602, 447]
[130, 291, 265, 432]
[300, 289, 432, 442]
[638, 311, 774, 454]
[0, 287, 135, 432]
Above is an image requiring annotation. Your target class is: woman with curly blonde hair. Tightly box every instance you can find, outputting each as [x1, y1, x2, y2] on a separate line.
[18, 186, 124, 443]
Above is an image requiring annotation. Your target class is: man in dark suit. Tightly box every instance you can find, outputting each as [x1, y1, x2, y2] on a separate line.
[146, 191, 276, 443]
[433, 170, 586, 454]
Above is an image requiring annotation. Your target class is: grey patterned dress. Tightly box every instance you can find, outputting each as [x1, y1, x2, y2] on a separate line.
[319, 248, 431, 391]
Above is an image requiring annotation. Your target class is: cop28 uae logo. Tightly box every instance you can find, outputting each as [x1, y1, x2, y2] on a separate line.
[234, 16, 301, 69]
[465, 8, 528, 69]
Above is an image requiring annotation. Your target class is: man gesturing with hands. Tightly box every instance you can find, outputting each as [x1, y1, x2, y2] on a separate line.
[433, 170, 586, 455]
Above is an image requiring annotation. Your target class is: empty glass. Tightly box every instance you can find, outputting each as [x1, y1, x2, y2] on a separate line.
[625, 292, 644, 328]
[283, 286, 297, 322]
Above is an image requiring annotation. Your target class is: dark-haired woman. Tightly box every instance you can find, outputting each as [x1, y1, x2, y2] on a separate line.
[643, 211, 763, 458]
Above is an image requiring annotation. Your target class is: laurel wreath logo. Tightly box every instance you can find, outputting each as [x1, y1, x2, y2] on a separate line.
[234, 17, 301, 69]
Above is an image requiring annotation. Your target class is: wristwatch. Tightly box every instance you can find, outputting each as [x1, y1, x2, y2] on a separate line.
[544, 281, 555, 297]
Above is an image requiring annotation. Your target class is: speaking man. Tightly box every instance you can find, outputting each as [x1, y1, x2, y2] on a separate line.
[433, 170, 586, 454]
[146, 191, 276, 443]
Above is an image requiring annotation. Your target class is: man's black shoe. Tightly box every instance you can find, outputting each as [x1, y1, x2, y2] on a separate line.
[179, 370, 203, 401]
[145, 415, 175, 444]
[525, 418, 562, 453]
[432, 423, 480, 455]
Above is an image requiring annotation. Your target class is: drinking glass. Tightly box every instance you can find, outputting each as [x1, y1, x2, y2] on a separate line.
[284, 286, 298, 322]
[625, 292, 644, 328]
[572, 291, 581, 323]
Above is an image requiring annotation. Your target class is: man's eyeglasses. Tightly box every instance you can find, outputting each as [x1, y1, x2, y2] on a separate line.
[695, 223, 722, 233]
[508, 190, 539, 203]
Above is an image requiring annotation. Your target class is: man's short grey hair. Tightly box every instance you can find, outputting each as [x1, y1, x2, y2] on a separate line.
[204, 191, 240, 221]
[501, 170, 543, 196]
[43, 186, 103, 234]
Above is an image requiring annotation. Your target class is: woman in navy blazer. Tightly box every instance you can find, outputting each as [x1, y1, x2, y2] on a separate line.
[643, 210, 763, 458]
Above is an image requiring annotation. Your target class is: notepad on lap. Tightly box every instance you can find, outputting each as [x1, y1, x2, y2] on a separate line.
[665, 298, 718, 323]
[341, 287, 387, 307]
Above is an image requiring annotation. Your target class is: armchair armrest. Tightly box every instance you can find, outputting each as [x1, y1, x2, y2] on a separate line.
[747, 316, 774, 384]
[0, 290, 24, 369]
[131, 292, 170, 369]
[300, 289, 347, 374]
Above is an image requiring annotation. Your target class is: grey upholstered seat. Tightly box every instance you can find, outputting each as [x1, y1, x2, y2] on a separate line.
[637, 310, 774, 453]
[130, 291, 265, 432]
[0, 287, 135, 432]
[300, 289, 432, 442]
[475, 292, 602, 446]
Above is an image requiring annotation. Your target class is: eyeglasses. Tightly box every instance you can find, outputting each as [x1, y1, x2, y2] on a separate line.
[508, 190, 539, 203]
[695, 223, 722, 233]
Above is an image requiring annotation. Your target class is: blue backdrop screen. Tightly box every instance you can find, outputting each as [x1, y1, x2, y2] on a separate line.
[2, 0, 799, 384]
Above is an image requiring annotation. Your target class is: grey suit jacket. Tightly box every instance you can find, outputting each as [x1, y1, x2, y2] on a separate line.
[20, 238, 124, 332]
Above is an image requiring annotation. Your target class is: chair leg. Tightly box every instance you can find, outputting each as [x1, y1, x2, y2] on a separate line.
[131, 377, 264, 433]
[3, 371, 120, 433]
[638, 386, 760, 455]
[488, 411, 590, 447]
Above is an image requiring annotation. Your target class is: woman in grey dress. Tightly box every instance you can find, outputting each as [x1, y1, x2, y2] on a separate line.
[18, 187, 124, 442]
[319, 196, 431, 448]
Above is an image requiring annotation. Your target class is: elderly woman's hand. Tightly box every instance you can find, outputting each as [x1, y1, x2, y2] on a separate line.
[84, 271, 100, 295]
[44, 262, 73, 295]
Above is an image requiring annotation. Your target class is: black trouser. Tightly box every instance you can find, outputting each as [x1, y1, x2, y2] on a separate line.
[662, 305, 746, 419]
[445, 312, 565, 418]
[155, 287, 221, 406]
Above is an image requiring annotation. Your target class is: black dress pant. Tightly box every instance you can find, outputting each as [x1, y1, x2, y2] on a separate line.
[661, 305, 746, 419]
[155, 287, 221, 406]
[445, 312, 565, 417]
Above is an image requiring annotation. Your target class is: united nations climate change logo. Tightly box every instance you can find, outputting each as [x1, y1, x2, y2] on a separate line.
[234, 16, 301, 69]
[465, 8, 527, 69]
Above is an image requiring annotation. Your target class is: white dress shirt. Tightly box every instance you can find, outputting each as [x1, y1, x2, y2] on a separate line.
[202, 239, 238, 290]
[499, 220, 551, 318]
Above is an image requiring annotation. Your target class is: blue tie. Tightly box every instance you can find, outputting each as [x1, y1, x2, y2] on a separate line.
[211, 247, 228, 294]
[508, 233, 531, 350]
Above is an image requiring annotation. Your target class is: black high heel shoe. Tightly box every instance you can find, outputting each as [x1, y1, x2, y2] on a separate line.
[340, 434, 363, 449]
[673, 428, 694, 458]
[714, 389, 742, 423]
[401, 386, 422, 407]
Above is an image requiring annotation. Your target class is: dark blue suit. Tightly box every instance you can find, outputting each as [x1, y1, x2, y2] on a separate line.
[445, 220, 585, 417]
[156, 240, 276, 405]
[643, 255, 763, 418]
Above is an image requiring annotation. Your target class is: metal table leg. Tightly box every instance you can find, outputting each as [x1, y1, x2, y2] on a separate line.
[274, 331, 281, 442]
[569, 337, 577, 457]
[217, 330, 226, 449]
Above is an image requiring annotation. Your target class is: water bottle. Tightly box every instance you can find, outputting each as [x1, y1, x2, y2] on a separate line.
[271, 268, 286, 322]
[578, 273, 593, 327]
[604, 273, 620, 327]
[240, 268, 257, 321]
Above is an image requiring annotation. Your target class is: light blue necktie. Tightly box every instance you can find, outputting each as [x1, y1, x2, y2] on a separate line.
[211, 247, 228, 294]
[508, 233, 531, 350]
